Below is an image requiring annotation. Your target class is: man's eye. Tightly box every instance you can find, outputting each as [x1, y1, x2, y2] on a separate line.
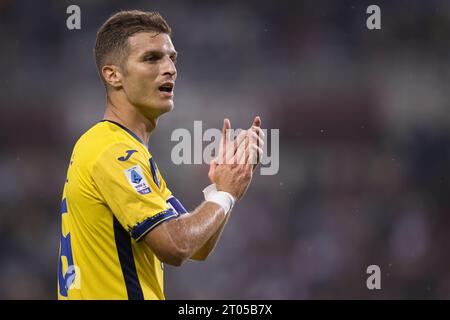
[145, 56, 159, 62]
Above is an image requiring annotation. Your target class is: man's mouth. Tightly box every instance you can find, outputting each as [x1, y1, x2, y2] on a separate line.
[158, 82, 174, 93]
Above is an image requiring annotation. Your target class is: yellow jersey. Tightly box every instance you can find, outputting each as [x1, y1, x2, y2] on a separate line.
[57, 120, 187, 300]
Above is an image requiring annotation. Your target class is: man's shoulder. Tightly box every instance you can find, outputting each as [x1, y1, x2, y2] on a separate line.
[73, 122, 129, 163]
[73, 121, 147, 168]
[74, 122, 110, 155]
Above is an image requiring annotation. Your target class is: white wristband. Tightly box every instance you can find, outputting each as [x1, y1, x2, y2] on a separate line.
[202, 184, 236, 215]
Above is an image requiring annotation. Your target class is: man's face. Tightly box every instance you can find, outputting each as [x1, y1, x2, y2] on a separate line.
[120, 31, 177, 118]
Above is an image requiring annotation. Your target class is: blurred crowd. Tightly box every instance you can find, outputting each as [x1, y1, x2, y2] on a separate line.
[0, 0, 449, 299]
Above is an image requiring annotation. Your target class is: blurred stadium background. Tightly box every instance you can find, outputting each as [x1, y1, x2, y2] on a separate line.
[0, 0, 449, 299]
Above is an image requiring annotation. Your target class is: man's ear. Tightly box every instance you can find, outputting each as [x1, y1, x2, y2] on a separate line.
[101, 64, 123, 89]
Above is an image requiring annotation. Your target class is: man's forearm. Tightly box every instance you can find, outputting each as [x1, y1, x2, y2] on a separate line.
[190, 209, 232, 260]
[163, 201, 228, 262]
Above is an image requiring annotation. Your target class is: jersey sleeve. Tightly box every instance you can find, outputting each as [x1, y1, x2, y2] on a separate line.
[91, 143, 179, 241]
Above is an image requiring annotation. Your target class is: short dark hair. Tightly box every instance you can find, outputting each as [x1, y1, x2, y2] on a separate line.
[94, 10, 172, 78]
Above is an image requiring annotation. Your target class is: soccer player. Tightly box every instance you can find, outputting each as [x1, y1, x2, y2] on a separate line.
[57, 10, 264, 300]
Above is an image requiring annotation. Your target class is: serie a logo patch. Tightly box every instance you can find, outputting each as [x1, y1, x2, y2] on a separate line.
[124, 165, 151, 195]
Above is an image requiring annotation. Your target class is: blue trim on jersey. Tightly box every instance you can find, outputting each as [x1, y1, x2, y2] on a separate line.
[58, 233, 75, 297]
[113, 217, 144, 300]
[131, 209, 178, 241]
[149, 157, 160, 188]
[61, 198, 67, 214]
[100, 120, 146, 146]
[58, 198, 76, 297]
[167, 196, 188, 215]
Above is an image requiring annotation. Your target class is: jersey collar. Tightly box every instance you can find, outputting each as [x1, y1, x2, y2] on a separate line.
[100, 120, 147, 147]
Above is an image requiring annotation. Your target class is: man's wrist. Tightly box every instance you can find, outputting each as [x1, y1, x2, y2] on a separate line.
[202, 184, 236, 215]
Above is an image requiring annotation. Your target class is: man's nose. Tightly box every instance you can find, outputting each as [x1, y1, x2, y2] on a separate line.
[161, 56, 177, 77]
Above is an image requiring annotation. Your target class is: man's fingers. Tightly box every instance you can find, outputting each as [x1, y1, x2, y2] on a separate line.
[248, 144, 263, 165]
[220, 118, 231, 149]
[249, 126, 265, 151]
[237, 137, 263, 166]
[233, 131, 264, 165]
[247, 130, 264, 148]
[236, 135, 249, 165]
[234, 130, 248, 148]
[216, 118, 232, 164]
[249, 124, 264, 166]
[216, 117, 264, 165]
[222, 118, 231, 141]
[251, 116, 261, 128]
[251, 126, 265, 139]
[246, 130, 264, 167]
[222, 130, 247, 164]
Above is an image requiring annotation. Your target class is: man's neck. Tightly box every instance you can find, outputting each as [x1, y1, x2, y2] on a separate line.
[103, 95, 157, 146]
